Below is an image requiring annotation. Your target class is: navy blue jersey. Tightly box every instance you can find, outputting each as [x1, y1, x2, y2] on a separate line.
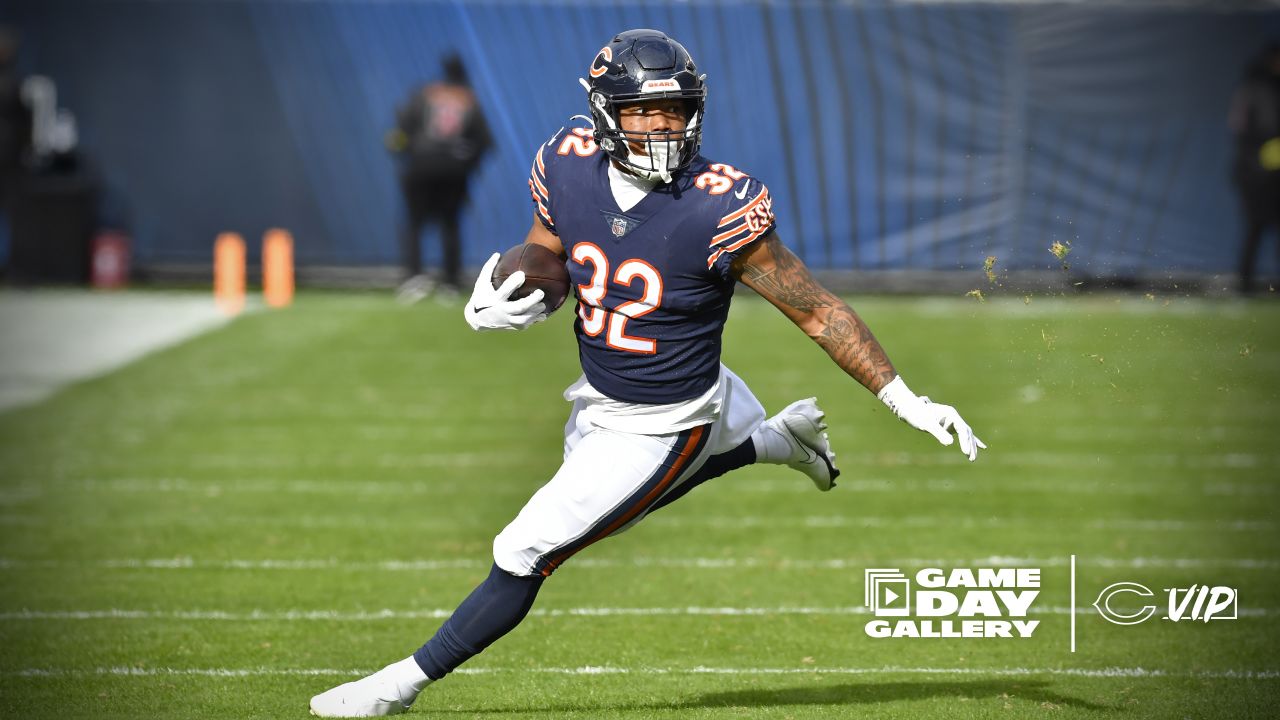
[528, 127, 776, 404]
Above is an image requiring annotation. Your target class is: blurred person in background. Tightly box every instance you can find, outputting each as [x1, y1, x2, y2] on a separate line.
[387, 53, 493, 303]
[0, 27, 30, 267]
[1230, 43, 1280, 295]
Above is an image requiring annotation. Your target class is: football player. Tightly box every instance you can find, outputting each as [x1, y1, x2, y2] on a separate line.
[311, 29, 983, 717]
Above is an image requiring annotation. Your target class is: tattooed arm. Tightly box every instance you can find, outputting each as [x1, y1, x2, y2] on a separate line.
[732, 232, 985, 459]
[731, 233, 897, 394]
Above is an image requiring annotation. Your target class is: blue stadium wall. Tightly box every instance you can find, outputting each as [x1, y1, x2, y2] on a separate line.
[3, 0, 1278, 275]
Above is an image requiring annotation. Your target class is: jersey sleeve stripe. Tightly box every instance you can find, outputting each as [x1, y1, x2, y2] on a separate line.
[716, 187, 769, 227]
[706, 225, 771, 269]
[528, 179, 552, 218]
[706, 247, 727, 269]
[529, 143, 555, 232]
[535, 196, 554, 225]
[529, 168, 550, 202]
[710, 221, 752, 247]
[527, 169, 553, 227]
[722, 225, 770, 254]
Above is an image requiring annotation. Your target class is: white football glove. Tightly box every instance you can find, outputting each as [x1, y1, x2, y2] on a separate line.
[877, 376, 986, 461]
[463, 253, 548, 332]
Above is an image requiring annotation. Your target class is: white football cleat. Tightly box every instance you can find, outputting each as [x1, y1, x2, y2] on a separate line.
[764, 397, 841, 491]
[309, 662, 428, 717]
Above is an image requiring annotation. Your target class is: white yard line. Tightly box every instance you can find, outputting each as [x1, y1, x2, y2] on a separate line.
[2, 555, 1277, 571]
[644, 516, 1277, 531]
[7, 499, 1269, 532]
[908, 296, 1257, 318]
[0, 290, 234, 412]
[32, 476, 1278, 498]
[831, 451, 1280, 470]
[10, 449, 1277, 485]
[1, 509, 1273, 533]
[5, 665, 1278, 680]
[0, 605, 1270, 621]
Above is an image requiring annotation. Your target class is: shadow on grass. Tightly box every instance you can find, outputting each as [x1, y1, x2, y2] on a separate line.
[438, 678, 1115, 715]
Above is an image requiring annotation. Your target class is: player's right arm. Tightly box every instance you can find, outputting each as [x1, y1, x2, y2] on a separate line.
[462, 250, 548, 332]
[523, 215, 566, 259]
[462, 217, 556, 333]
[463, 135, 573, 332]
[732, 233, 985, 461]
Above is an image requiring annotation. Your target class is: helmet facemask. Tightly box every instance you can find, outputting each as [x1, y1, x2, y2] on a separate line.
[581, 30, 707, 183]
[588, 90, 704, 184]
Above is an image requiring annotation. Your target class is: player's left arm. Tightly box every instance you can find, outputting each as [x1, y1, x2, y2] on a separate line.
[732, 233, 985, 460]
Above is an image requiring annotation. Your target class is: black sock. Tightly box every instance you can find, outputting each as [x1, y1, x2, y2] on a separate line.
[412, 563, 544, 680]
[648, 438, 757, 513]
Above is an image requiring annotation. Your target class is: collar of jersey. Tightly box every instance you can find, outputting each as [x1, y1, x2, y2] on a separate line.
[607, 161, 656, 212]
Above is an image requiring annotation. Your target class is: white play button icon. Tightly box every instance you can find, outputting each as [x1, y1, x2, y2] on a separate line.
[883, 587, 899, 605]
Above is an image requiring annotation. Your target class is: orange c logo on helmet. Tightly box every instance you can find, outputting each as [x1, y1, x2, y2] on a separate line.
[589, 46, 612, 78]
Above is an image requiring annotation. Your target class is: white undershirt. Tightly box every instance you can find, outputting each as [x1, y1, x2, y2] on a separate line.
[564, 370, 725, 435]
[607, 162, 656, 211]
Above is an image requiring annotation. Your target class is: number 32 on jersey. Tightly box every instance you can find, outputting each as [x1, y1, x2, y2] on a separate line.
[571, 243, 662, 354]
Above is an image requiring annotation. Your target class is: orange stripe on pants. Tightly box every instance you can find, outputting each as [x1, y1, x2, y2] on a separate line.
[540, 425, 706, 576]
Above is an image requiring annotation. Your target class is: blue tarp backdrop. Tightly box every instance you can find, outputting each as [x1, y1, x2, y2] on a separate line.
[4, 0, 1278, 275]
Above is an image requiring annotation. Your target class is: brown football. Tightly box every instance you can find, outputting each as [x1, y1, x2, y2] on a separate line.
[492, 243, 571, 313]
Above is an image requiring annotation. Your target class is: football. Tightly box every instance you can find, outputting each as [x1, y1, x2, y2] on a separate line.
[492, 243, 571, 313]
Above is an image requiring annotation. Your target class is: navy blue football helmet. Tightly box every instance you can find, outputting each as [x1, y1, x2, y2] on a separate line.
[582, 29, 706, 181]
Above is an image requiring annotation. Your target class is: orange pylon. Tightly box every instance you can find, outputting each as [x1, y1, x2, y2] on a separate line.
[263, 228, 295, 308]
[214, 232, 246, 316]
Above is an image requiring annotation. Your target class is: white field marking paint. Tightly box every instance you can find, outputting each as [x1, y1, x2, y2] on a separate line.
[1070, 554, 1077, 653]
[0, 515, 493, 530]
[970, 555, 1280, 570]
[0, 486, 43, 506]
[6, 666, 1280, 680]
[0, 290, 234, 412]
[908, 295, 1252, 318]
[182, 451, 528, 471]
[831, 451, 1280, 470]
[0, 606, 1271, 622]
[1088, 518, 1275, 532]
[64, 476, 532, 496]
[48, 475, 1276, 501]
[1202, 482, 1279, 496]
[39, 451, 1280, 493]
[645, 515, 1277, 532]
[2, 512, 1270, 534]
[741, 477, 1278, 497]
[2, 555, 1277, 572]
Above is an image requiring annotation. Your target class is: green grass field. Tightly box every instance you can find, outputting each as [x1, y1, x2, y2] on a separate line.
[1, 291, 1278, 719]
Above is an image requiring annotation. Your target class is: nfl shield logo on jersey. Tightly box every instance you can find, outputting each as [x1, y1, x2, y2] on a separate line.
[606, 214, 631, 238]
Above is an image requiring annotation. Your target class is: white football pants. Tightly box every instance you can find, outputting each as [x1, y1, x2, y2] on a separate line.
[492, 366, 765, 576]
